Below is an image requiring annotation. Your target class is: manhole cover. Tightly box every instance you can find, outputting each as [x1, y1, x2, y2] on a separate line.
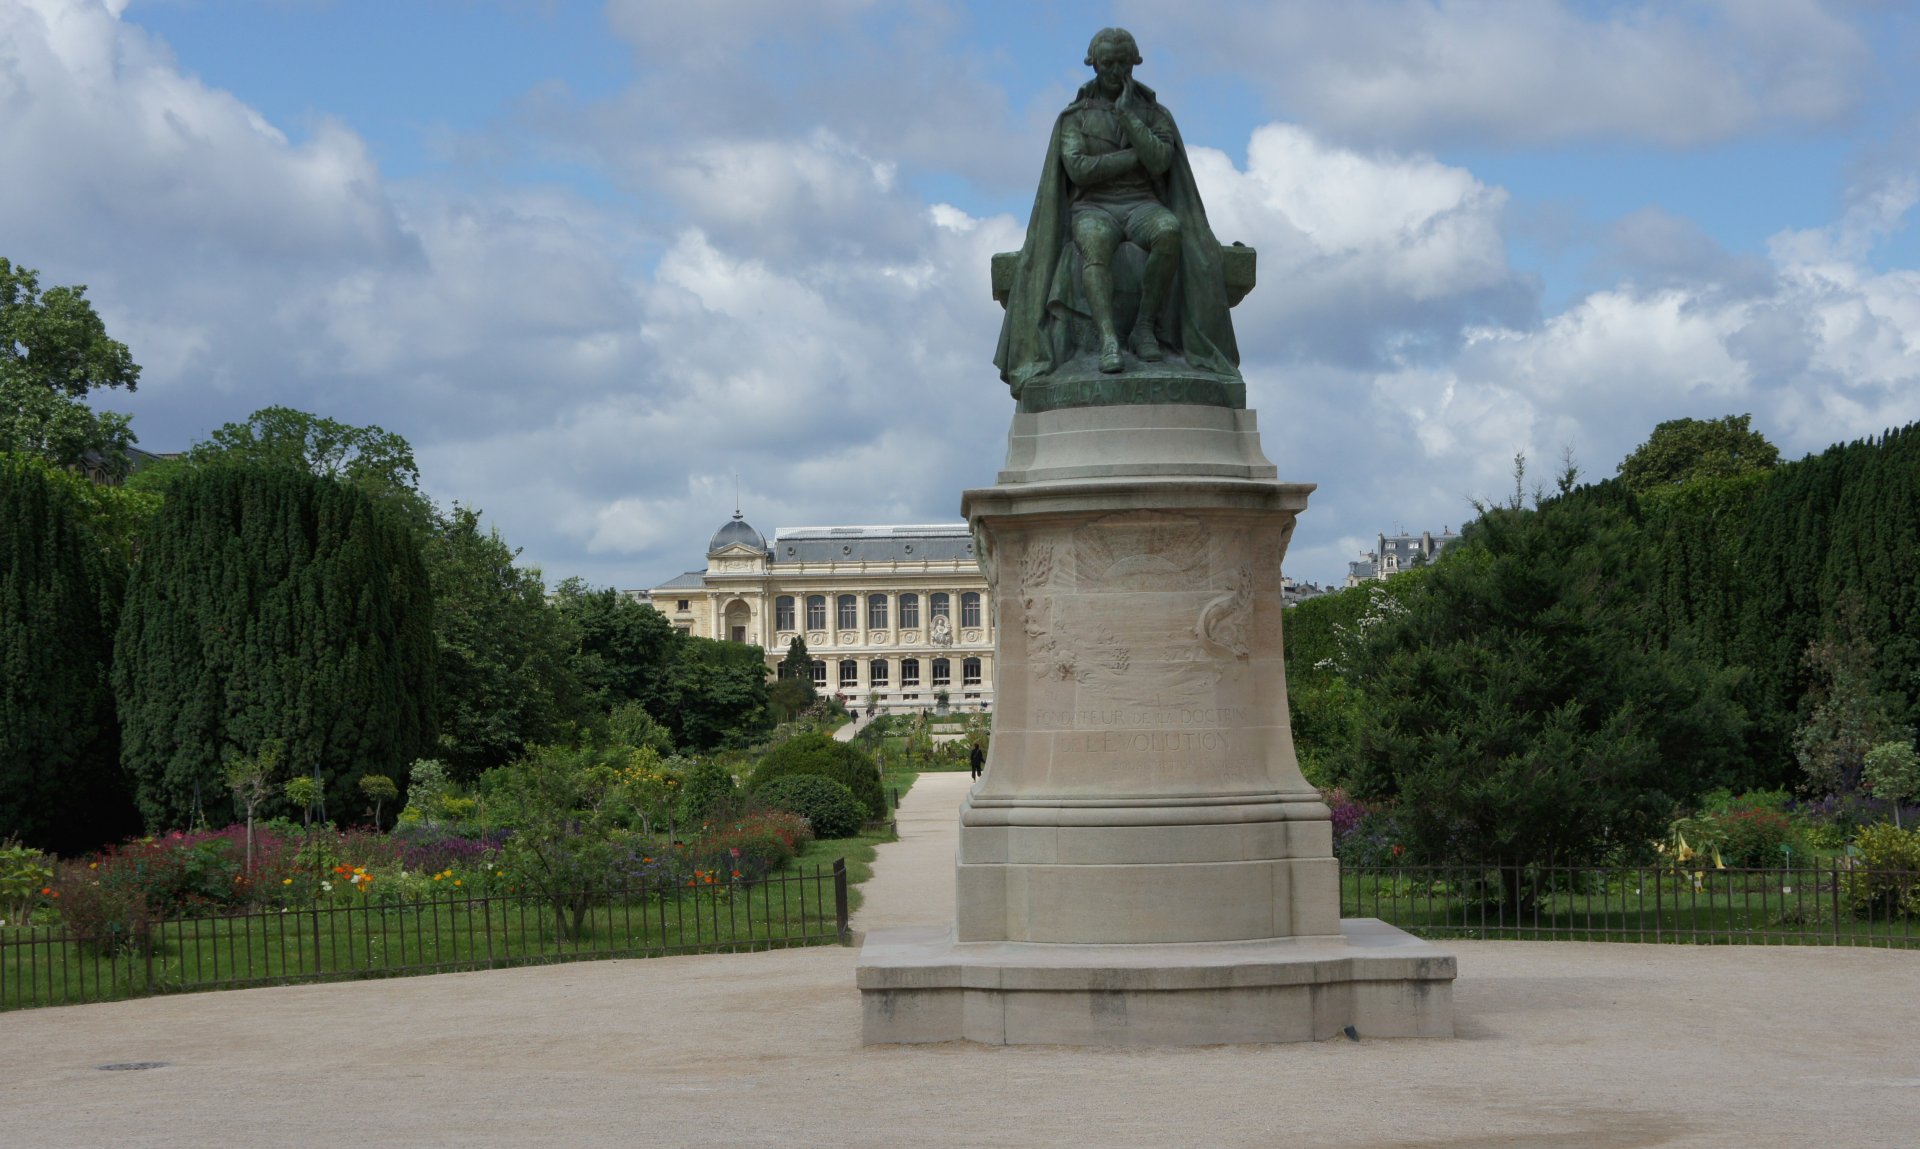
[96, 1062, 169, 1071]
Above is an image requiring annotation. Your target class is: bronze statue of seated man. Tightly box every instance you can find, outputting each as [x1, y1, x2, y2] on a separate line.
[994, 27, 1243, 393]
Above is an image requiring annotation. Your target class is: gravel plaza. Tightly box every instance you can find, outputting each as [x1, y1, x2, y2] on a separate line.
[4, 772, 1917, 1149]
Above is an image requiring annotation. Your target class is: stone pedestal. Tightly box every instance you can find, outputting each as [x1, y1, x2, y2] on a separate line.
[858, 403, 1454, 1045]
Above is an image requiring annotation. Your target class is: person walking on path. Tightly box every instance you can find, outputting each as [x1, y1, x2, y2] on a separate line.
[969, 742, 985, 780]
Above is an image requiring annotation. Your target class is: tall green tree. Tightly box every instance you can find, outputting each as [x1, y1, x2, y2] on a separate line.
[551, 578, 679, 716]
[0, 259, 141, 477]
[113, 465, 435, 828]
[0, 455, 140, 852]
[421, 505, 580, 780]
[1617, 414, 1779, 494]
[1331, 496, 1747, 880]
[666, 637, 773, 750]
[1792, 617, 1909, 796]
[138, 406, 432, 533]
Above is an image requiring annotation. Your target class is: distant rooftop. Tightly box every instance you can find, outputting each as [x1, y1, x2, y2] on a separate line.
[775, 524, 969, 539]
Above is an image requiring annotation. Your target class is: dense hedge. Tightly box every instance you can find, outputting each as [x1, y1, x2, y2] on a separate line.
[755, 774, 866, 839]
[745, 732, 884, 818]
[1290, 422, 1920, 794]
[0, 456, 139, 853]
[113, 465, 435, 828]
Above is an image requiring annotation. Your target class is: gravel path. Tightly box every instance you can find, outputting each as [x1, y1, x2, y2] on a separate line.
[4, 772, 1918, 1148]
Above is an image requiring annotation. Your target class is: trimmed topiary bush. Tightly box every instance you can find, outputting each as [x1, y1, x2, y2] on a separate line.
[677, 760, 739, 823]
[745, 732, 883, 818]
[756, 775, 866, 839]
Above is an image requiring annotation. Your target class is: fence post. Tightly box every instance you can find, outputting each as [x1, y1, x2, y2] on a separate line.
[832, 859, 850, 945]
[144, 926, 155, 997]
[1654, 865, 1663, 944]
[1831, 861, 1841, 946]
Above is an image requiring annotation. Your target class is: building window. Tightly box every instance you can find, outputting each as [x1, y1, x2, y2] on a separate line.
[731, 626, 746, 642]
[930, 592, 950, 623]
[901, 658, 921, 686]
[837, 594, 858, 630]
[961, 592, 981, 629]
[870, 659, 889, 686]
[676, 599, 691, 612]
[962, 657, 981, 685]
[677, 626, 691, 636]
[899, 593, 919, 628]
[810, 660, 827, 687]
[932, 658, 951, 686]
[868, 593, 889, 629]
[775, 596, 795, 631]
[806, 595, 826, 629]
[839, 659, 858, 687]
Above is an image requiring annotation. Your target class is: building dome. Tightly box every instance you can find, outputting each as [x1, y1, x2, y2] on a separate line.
[708, 512, 767, 555]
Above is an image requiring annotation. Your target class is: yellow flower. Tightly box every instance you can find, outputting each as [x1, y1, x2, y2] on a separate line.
[283, 878, 293, 886]
[453, 879, 462, 887]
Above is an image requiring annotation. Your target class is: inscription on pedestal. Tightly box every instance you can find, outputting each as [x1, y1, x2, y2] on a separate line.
[1035, 706, 1250, 728]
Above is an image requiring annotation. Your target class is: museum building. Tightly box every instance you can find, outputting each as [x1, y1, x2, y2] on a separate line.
[635, 514, 994, 713]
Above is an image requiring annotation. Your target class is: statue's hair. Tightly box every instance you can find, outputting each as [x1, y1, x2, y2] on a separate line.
[1084, 27, 1142, 67]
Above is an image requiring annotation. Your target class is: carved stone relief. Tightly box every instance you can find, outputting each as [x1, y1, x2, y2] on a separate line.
[1195, 565, 1253, 659]
[1015, 512, 1243, 707]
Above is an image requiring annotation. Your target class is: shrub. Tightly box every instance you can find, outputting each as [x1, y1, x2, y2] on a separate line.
[756, 776, 866, 839]
[682, 812, 813, 881]
[677, 760, 740, 823]
[1845, 823, 1920, 920]
[0, 842, 53, 926]
[1335, 808, 1405, 867]
[387, 825, 509, 875]
[746, 732, 883, 818]
[53, 858, 150, 955]
[1714, 807, 1799, 867]
[398, 758, 454, 827]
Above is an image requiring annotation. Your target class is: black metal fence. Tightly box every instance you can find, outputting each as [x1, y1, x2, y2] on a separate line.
[0, 860, 849, 1013]
[1344, 862, 1920, 947]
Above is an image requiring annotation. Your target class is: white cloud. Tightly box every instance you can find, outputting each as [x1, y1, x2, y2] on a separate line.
[1124, 0, 1870, 147]
[0, 0, 409, 262]
[1190, 124, 1531, 367]
[8, 0, 1919, 594]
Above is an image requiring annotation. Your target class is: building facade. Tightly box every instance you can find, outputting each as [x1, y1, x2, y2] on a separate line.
[636, 515, 994, 713]
[1345, 528, 1461, 586]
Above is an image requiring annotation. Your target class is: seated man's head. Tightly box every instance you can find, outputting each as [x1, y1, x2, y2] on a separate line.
[1085, 27, 1142, 97]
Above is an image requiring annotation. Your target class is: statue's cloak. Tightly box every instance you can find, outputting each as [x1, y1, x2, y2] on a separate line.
[994, 79, 1241, 399]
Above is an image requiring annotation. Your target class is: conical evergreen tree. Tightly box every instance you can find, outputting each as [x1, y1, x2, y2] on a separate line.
[0, 455, 138, 852]
[113, 465, 434, 828]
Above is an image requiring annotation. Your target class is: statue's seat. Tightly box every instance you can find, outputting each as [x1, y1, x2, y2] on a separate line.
[989, 243, 1256, 310]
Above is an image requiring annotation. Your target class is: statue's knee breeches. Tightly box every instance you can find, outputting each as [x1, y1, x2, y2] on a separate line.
[1131, 205, 1182, 251]
[1072, 211, 1123, 267]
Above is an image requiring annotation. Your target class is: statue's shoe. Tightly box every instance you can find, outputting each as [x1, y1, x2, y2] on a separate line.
[1098, 338, 1124, 373]
[1130, 322, 1164, 362]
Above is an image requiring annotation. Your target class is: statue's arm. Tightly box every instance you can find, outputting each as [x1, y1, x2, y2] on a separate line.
[1118, 106, 1174, 176]
[1060, 119, 1138, 187]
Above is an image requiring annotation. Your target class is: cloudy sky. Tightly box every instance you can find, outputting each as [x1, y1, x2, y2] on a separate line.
[7, 0, 1918, 589]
